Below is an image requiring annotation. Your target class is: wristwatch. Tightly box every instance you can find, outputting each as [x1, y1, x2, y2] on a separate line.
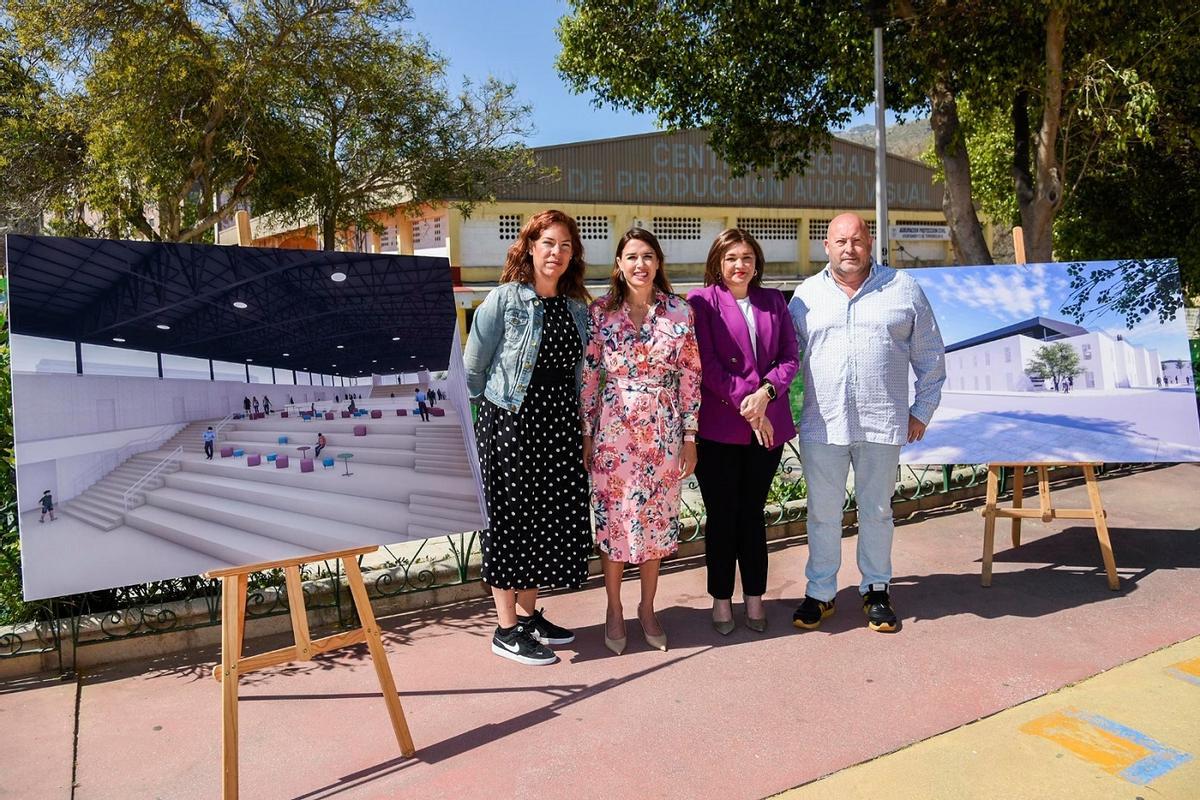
[760, 381, 777, 401]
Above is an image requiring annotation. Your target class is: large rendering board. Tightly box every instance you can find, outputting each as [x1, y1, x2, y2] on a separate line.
[901, 259, 1200, 464]
[5, 235, 485, 600]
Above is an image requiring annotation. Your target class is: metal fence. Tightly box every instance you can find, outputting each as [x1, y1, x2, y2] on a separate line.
[0, 448, 1141, 672]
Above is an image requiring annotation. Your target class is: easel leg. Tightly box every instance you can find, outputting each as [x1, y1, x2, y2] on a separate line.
[221, 576, 241, 800]
[284, 566, 312, 659]
[982, 466, 1000, 587]
[235, 574, 248, 658]
[1011, 466, 1025, 548]
[342, 556, 416, 756]
[1037, 466, 1053, 522]
[1083, 465, 1120, 591]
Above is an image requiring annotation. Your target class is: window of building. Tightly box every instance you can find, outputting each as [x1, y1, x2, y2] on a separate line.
[81, 343, 158, 378]
[808, 220, 829, 241]
[379, 225, 397, 252]
[652, 217, 702, 240]
[866, 220, 877, 237]
[498, 214, 522, 240]
[8, 334, 77, 374]
[247, 365, 273, 384]
[212, 359, 247, 382]
[161, 354, 211, 381]
[1004, 346, 1012, 363]
[973, 354, 978, 367]
[985, 352, 991, 367]
[1081, 343, 1092, 360]
[985, 375, 991, 390]
[413, 217, 445, 246]
[576, 215, 610, 240]
[737, 218, 799, 240]
[1086, 371, 1095, 388]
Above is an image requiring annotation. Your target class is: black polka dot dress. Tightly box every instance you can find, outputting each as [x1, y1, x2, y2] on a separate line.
[476, 295, 592, 590]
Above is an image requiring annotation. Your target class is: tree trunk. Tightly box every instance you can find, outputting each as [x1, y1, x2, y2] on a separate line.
[929, 77, 993, 265]
[1016, 3, 1068, 263]
[321, 212, 338, 251]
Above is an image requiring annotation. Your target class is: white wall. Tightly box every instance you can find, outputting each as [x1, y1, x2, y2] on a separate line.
[460, 216, 510, 266]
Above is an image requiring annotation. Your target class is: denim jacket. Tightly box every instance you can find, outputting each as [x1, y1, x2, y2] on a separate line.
[463, 281, 590, 413]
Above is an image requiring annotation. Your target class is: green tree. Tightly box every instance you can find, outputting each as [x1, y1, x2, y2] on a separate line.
[1025, 342, 1084, 390]
[558, 1, 1183, 265]
[253, 25, 542, 250]
[2, 0, 540, 245]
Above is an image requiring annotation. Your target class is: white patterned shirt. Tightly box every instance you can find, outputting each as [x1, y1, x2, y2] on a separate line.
[789, 261, 946, 446]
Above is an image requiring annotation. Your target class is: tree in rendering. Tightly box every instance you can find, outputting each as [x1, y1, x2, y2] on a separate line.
[1025, 342, 1083, 391]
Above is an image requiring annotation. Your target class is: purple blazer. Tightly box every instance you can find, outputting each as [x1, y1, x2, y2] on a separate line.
[687, 284, 799, 447]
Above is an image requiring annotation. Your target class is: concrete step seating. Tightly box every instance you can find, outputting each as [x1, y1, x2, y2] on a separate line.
[140, 487, 401, 554]
[162, 472, 418, 533]
[124, 506, 321, 566]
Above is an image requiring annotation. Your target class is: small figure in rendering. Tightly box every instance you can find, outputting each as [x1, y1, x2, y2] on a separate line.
[1157, 377, 1162, 388]
[39, 490, 57, 522]
[335, 394, 340, 403]
[203, 426, 216, 460]
[263, 396, 271, 414]
[415, 387, 430, 421]
[289, 395, 295, 405]
[243, 396, 251, 417]
[348, 397, 357, 413]
[315, 433, 327, 458]
[252, 396, 260, 415]
[390, 392, 395, 398]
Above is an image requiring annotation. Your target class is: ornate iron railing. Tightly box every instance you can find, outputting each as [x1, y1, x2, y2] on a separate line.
[0, 457, 1149, 669]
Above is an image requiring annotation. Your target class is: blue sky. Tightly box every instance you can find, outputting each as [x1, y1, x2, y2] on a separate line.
[915, 261, 1192, 361]
[405, 0, 891, 147]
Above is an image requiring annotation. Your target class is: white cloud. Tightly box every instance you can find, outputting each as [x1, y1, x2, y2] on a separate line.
[931, 265, 1060, 323]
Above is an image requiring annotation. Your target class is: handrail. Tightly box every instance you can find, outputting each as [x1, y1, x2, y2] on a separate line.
[212, 412, 237, 436]
[69, 422, 186, 496]
[122, 446, 183, 512]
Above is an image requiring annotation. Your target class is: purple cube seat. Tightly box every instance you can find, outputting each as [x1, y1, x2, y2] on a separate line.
[325, 412, 335, 420]
[430, 407, 446, 416]
[300, 458, 314, 473]
[275, 455, 289, 468]
[353, 425, 366, 436]
[370, 409, 382, 419]
[246, 454, 261, 467]
[281, 411, 289, 418]
[220, 447, 234, 458]
[340, 411, 351, 418]
[395, 409, 407, 416]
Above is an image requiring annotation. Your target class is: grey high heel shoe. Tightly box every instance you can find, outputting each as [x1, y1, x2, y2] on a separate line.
[638, 604, 667, 651]
[604, 608, 626, 655]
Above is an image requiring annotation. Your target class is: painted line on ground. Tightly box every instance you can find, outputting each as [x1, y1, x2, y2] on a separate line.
[1165, 656, 1200, 687]
[1020, 707, 1192, 785]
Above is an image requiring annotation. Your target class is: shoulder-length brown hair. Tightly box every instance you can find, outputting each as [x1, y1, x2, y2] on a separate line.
[498, 209, 590, 302]
[605, 228, 675, 310]
[703, 228, 767, 288]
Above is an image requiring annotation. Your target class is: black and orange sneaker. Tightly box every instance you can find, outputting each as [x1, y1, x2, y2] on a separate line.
[792, 596, 836, 630]
[862, 589, 898, 632]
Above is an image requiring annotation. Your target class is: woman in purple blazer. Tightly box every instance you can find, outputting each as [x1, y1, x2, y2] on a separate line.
[687, 229, 799, 634]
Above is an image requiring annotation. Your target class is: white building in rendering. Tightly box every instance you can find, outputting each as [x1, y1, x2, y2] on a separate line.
[945, 317, 1164, 393]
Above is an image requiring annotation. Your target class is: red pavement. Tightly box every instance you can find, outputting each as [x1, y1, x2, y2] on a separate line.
[4, 463, 1199, 800]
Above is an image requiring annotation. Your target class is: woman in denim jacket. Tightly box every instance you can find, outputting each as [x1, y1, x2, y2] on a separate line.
[463, 209, 591, 666]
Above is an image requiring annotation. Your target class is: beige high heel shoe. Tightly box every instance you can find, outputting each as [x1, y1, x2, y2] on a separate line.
[639, 604, 668, 651]
[604, 608, 626, 655]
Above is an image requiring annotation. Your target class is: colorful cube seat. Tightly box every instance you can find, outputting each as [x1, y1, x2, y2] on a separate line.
[275, 455, 289, 468]
[233, 449, 245, 457]
[266, 453, 277, 462]
[246, 453, 261, 466]
[370, 410, 382, 419]
[353, 425, 366, 436]
[220, 447, 234, 458]
[322, 457, 335, 469]
[277, 435, 288, 444]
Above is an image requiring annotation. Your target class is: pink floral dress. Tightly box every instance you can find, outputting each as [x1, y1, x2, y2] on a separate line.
[581, 292, 702, 564]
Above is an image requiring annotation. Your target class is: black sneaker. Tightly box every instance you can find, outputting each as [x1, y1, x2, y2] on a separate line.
[792, 596, 836, 630]
[491, 624, 558, 666]
[519, 608, 576, 645]
[862, 589, 898, 632]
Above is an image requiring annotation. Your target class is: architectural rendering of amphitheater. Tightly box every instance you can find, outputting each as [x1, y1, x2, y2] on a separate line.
[5, 235, 485, 599]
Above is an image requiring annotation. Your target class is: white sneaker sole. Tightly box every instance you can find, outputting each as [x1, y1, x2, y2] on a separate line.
[530, 632, 575, 645]
[491, 642, 557, 666]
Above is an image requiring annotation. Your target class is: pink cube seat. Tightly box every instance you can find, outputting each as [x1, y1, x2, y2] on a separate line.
[370, 409, 382, 419]
[325, 412, 335, 420]
[220, 447, 234, 458]
[281, 411, 289, 418]
[275, 455, 289, 468]
[395, 409, 407, 416]
[341, 411, 351, 418]
[300, 458, 314, 473]
[430, 407, 446, 416]
[353, 424, 367, 436]
[246, 454, 261, 467]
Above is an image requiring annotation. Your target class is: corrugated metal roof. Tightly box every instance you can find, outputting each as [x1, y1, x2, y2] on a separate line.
[498, 129, 942, 210]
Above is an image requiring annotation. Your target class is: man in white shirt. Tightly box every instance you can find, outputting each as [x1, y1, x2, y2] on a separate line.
[788, 213, 946, 632]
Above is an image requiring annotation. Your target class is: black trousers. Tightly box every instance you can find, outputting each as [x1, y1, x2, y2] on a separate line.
[204, 441, 214, 459]
[418, 401, 430, 421]
[694, 437, 784, 599]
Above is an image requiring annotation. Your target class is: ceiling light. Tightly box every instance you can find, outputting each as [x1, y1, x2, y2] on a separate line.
[391, 336, 400, 341]
[232, 301, 248, 310]
[112, 337, 126, 343]
[156, 324, 171, 330]
[246, 359, 253, 362]
[330, 269, 347, 283]
[336, 345, 344, 349]
[282, 353, 290, 357]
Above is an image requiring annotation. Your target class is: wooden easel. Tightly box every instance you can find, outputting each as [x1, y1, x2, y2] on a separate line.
[206, 545, 415, 800]
[978, 229, 1119, 591]
[979, 463, 1119, 590]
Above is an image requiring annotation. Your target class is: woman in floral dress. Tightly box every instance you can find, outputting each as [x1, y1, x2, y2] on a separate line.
[581, 228, 701, 654]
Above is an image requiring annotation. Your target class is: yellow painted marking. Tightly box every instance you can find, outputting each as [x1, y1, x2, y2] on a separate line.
[1169, 656, 1200, 678]
[1020, 710, 1151, 776]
